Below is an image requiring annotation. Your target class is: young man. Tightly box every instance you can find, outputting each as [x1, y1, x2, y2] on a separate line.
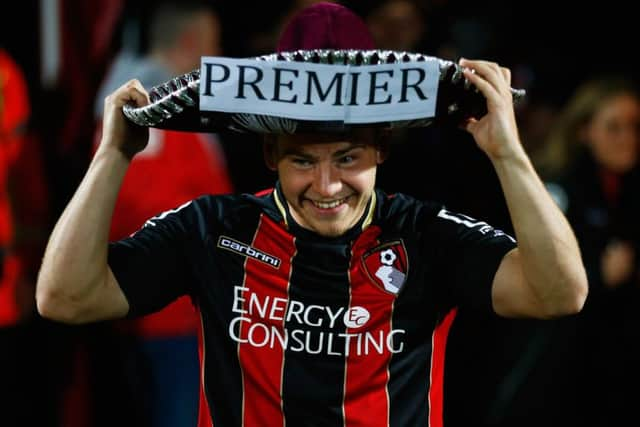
[36, 3, 587, 426]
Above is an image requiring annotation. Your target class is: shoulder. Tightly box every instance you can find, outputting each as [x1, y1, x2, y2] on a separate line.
[190, 190, 280, 222]
[376, 190, 444, 231]
[141, 191, 276, 231]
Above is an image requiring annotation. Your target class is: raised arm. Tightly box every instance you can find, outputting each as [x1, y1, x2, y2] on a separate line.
[459, 58, 588, 319]
[36, 80, 150, 323]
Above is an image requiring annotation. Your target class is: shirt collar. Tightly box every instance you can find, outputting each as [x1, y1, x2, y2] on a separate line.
[272, 181, 377, 242]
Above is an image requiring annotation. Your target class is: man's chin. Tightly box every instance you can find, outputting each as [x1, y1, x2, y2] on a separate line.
[292, 205, 358, 236]
[305, 218, 350, 237]
[314, 227, 347, 238]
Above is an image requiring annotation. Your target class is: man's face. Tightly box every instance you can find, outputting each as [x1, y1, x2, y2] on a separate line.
[268, 131, 385, 237]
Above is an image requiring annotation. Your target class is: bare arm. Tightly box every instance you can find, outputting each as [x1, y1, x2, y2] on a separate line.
[460, 58, 588, 318]
[36, 80, 150, 323]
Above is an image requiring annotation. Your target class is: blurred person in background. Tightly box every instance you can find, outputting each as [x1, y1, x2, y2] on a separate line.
[0, 47, 53, 426]
[537, 76, 640, 426]
[247, 0, 336, 55]
[89, 1, 233, 426]
[0, 49, 29, 327]
[366, 0, 425, 52]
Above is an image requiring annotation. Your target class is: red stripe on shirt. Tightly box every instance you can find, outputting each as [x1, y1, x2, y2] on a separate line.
[428, 308, 457, 427]
[344, 226, 394, 427]
[197, 309, 214, 427]
[238, 215, 295, 427]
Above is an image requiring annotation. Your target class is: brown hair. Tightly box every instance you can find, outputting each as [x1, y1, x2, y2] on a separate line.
[535, 77, 640, 179]
[262, 127, 391, 169]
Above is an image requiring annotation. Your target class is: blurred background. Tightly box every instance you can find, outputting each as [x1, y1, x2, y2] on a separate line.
[1, 1, 638, 426]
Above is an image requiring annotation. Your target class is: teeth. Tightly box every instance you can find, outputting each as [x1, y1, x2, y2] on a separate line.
[313, 197, 347, 209]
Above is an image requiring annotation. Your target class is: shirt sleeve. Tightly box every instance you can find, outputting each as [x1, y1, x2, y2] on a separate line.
[108, 199, 203, 318]
[429, 206, 517, 314]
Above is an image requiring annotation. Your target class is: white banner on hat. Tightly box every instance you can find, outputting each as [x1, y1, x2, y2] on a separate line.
[199, 56, 439, 123]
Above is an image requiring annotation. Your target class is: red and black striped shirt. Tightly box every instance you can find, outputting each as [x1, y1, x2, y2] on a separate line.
[108, 184, 516, 427]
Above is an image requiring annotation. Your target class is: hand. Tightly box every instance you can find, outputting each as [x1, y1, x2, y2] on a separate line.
[100, 79, 150, 159]
[458, 58, 522, 162]
[601, 240, 635, 289]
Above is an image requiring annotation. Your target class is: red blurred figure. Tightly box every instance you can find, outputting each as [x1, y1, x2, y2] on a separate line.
[1, 47, 52, 426]
[87, 2, 233, 426]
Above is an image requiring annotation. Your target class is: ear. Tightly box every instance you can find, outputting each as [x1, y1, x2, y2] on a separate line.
[263, 135, 278, 170]
[376, 129, 391, 164]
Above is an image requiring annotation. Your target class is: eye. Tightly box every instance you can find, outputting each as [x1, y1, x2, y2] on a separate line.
[337, 154, 356, 165]
[291, 157, 313, 168]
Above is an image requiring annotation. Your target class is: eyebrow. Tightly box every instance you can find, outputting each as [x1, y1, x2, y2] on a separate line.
[282, 143, 367, 159]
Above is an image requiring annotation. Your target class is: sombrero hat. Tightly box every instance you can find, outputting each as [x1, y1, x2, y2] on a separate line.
[122, 3, 525, 134]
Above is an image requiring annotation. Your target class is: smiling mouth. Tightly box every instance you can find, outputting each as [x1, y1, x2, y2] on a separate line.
[310, 196, 350, 209]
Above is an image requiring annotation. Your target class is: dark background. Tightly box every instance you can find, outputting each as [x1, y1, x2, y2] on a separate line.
[1, 1, 636, 426]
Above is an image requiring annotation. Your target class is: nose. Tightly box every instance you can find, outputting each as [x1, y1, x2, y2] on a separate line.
[312, 161, 342, 198]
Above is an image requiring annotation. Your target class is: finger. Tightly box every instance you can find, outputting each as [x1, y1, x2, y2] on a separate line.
[120, 78, 143, 92]
[459, 59, 503, 89]
[462, 66, 501, 105]
[118, 79, 150, 106]
[461, 117, 479, 134]
[460, 59, 511, 97]
[127, 79, 151, 103]
[500, 66, 511, 86]
[126, 86, 150, 108]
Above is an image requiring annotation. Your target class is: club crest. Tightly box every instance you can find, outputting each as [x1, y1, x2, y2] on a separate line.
[361, 240, 408, 295]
